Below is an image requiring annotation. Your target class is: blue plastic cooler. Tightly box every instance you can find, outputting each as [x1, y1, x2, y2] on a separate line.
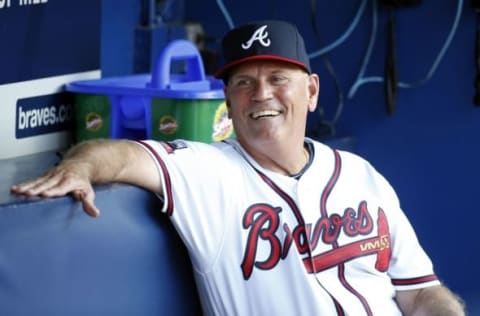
[66, 40, 233, 142]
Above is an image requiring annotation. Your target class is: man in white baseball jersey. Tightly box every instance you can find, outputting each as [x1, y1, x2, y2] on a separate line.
[12, 20, 464, 315]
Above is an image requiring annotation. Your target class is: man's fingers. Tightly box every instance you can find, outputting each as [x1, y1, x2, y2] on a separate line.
[81, 198, 101, 218]
[15, 170, 84, 198]
[11, 175, 55, 195]
[11, 168, 72, 197]
[72, 190, 100, 218]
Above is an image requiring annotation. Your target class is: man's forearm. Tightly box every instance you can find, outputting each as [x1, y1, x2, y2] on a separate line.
[62, 139, 162, 193]
[62, 139, 137, 184]
[408, 286, 465, 316]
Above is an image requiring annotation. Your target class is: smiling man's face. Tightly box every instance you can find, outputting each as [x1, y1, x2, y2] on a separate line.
[224, 60, 319, 151]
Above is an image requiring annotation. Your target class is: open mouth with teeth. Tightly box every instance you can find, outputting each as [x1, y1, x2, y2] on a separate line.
[250, 110, 281, 120]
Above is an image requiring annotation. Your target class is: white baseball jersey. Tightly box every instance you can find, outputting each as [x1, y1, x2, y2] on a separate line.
[137, 138, 440, 316]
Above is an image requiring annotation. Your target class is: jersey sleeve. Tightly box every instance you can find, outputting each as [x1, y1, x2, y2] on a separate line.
[136, 139, 238, 271]
[368, 164, 441, 291]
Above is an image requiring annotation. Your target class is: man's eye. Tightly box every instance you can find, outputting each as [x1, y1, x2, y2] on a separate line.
[234, 79, 251, 87]
[271, 76, 288, 85]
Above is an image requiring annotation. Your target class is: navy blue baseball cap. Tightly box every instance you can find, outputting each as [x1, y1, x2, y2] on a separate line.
[214, 20, 311, 79]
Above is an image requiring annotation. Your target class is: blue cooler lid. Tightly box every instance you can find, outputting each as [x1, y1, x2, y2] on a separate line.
[66, 40, 224, 100]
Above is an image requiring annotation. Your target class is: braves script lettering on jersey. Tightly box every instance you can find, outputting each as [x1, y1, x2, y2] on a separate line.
[137, 138, 440, 316]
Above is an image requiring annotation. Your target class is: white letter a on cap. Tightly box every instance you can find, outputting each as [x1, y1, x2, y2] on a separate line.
[241, 25, 271, 49]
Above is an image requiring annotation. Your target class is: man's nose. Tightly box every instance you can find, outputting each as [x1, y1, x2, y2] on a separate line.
[251, 81, 273, 102]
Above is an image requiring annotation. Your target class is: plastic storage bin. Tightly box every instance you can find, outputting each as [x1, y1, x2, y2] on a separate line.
[66, 40, 233, 143]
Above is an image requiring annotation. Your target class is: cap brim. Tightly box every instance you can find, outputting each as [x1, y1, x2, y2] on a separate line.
[214, 55, 310, 79]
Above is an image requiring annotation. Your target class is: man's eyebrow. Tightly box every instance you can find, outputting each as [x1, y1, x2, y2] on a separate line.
[270, 70, 289, 76]
[230, 73, 252, 80]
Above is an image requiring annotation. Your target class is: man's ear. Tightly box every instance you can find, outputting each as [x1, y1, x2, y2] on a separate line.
[308, 74, 320, 112]
[224, 86, 233, 118]
[226, 99, 232, 118]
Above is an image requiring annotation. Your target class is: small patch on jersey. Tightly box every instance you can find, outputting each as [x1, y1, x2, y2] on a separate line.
[160, 140, 188, 154]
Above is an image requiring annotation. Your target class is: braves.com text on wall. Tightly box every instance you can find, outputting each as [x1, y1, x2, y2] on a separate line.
[15, 93, 74, 138]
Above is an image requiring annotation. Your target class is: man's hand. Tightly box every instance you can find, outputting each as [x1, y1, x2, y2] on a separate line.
[10, 161, 101, 217]
[10, 139, 162, 218]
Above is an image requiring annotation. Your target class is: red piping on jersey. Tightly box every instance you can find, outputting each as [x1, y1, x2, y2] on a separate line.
[136, 140, 174, 216]
[256, 172, 307, 228]
[319, 150, 342, 218]
[319, 149, 373, 316]
[255, 167, 345, 316]
[392, 275, 438, 286]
